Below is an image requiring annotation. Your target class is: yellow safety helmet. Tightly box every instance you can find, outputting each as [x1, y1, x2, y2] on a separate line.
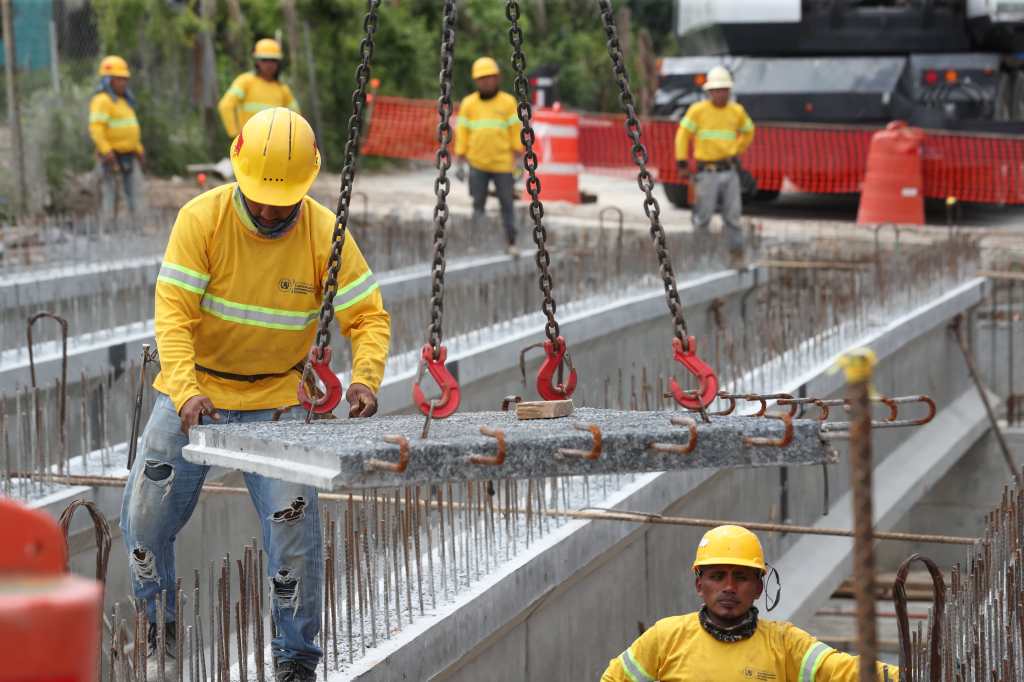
[230, 108, 321, 207]
[98, 55, 131, 79]
[692, 525, 766, 574]
[253, 38, 284, 61]
[471, 57, 500, 80]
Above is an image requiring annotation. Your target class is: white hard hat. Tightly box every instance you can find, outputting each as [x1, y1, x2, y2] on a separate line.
[703, 65, 733, 91]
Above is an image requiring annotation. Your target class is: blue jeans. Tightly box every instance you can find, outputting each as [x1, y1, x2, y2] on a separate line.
[120, 394, 322, 668]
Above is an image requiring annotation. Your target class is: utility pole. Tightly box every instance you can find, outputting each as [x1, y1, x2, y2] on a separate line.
[2, 0, 26, 216]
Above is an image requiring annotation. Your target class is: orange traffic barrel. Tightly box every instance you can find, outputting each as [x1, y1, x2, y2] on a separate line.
[857, 121, 925, 226]
[0, 498, 102, 682]
[527, 105, 581, 204]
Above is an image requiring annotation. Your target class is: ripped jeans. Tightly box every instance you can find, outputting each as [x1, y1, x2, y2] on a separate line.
[120, 393, 322, 669]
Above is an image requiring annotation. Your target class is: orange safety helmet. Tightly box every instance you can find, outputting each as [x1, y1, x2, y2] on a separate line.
[98, 55, 131, 79]
[230, 107, 321, 206]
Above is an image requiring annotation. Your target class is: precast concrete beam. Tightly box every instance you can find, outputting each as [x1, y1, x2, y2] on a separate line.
[185, 409, 836, 490]
[0, 256, 160, 311]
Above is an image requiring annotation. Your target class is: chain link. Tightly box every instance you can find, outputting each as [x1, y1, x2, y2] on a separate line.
[598, 0, 689, 347]
[426, 0, 458, 360]
[313, 0, 381, 352]
[506, 0, 561, 346]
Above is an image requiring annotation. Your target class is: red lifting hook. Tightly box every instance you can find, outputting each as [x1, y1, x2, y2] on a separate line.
[297, 347, 343, 414]
[536, 336, 577, 401]
[412, 344, 461, 419]
[668, 336, 719, 410]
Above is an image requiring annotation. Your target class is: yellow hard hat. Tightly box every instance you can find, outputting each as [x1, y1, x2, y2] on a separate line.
[253, 38, 284, 61]
[230, 108, 321, 207]
[472, 57, 500, 80]
[692, 525, 766, 574]
[703, 65, 734, 91]
[98, 55, 131, 79]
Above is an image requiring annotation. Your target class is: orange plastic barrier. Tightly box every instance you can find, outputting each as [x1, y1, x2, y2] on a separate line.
[361, 96, 1024, 205]
[857, 121, 925, 225]
[0, 498, 102, 682]
[527, 107, 581, 204]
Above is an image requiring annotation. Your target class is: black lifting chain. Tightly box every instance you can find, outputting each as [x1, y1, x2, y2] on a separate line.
[426, 0, 458, 360]
[312, 0, 381, 353]
[506, 0, 561, 346]
[598, 0, 690, 348]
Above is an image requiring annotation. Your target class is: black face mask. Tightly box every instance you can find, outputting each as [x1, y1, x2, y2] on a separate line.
[243, 199, 301, 238]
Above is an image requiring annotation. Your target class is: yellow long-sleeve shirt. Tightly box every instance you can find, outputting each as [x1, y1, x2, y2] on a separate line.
[601, 613, 898, 682]
[153, 183, 390, 413]
[674, 99, 754, 163]
[218, 72, 300, 138]
[454, 91, 523, 173]
[88, 92, 143, 156]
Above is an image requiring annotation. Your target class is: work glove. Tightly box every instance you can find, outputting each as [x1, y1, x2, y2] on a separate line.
[454, 161, 467, 183]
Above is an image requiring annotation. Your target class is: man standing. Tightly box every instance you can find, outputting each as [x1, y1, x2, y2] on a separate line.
[120, 108, 390, 682]
[675, 65, 755, 270]
[601, 525, 898, 681]
[455, 56, 523, 256]
[89, 55, 145, 221]
[218, 38, 300, 138]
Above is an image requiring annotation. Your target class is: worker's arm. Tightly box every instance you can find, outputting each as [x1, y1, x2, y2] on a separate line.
[507, 107, 524, 154]
[88, 95, 113, 157]
[599, 623, 661, 682]
[218, 75, 248, 138]
[282, 83, 301, 113]
[332, 236, 391, 395]
[734, 104, 755, 156]
[785, 624, 899, 681]
[154, 208, 211, 414]
[454, 98, 471, 160]
[675, 105, 698, 162]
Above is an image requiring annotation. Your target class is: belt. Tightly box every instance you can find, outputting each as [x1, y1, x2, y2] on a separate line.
[697, 160, 735, 172]
[195, 360, 305, 383]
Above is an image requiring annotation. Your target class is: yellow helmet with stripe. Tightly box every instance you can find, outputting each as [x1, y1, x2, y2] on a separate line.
[230, 108, 321, 207]
[98, 55, 131, 78]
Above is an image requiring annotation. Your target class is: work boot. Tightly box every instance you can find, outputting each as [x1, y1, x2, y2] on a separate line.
[147, 621, 177, 659]
[728, 248, 747, 271]
[275, 659, 317, 682]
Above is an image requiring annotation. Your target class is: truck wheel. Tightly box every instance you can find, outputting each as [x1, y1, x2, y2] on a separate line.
[662, 182, 689, 208]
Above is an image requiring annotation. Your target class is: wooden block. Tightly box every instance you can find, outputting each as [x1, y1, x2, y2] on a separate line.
[515, 399, 574, 420]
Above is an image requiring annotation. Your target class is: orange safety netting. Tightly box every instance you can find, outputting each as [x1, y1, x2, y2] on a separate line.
[362, 95, 1024, 204]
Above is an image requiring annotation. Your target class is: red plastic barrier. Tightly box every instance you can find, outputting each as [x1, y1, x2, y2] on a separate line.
[362, 96, 1024, 205]
[857, 121, 926, 225]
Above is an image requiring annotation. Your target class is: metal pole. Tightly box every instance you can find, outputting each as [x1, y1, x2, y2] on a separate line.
[47, 18, 58, 93]
[842, 348, 878, 682]
[2, 0, 26, 216]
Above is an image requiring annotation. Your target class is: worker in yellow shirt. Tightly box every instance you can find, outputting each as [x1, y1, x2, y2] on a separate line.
[89, 55, 145, 221]
[120, 108, 390, 681]
[601, 525, 898, 682]
[454, 56, 524, 255]
[675, 65, 755, 270]
[218, 38, 300, 138]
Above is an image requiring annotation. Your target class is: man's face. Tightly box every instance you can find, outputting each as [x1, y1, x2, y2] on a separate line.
[707, 88, 731, 107]
[475, 74, 500, 97]
[243, 195, 298, 228]
[695, 564, 763, 626]
[256, 59, 280, 80]
[110, 76, 129, 96]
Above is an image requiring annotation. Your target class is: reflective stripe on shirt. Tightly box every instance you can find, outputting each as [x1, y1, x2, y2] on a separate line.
[333, 271, 380, 313]
[679, 117, 698, 132]
[89, 111, 110, 123]
[200, 293, 317, 331]
[157, 263, 211, 295]
[228, 86, 246, 99]
[799, 641, 833, 682]
[107, 117, 139, 129]
[696, 129, 738, 140]
[619, 649, 656, 682]
[458, 116, 516, 130]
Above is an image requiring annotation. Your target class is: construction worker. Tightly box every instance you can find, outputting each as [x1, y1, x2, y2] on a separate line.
[120, 108, 390, 682]
[675, 65, 755, 270]
[218, 38, 300, 139]
[89, 55, 145, 221]
[601, 525, 898, 681]
[454, 56, 524, 256]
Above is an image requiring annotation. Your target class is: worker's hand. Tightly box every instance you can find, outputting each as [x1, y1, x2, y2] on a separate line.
[179, 395, 221, 434]
[676, 160, 689, 180]
[346, 383, 378, 418]
[101, 151, 116, 166]
[136, 149, 145, 168]
[454, 160, 467, 183]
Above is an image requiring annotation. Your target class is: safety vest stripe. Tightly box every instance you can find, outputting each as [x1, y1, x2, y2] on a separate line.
[89, 112, 111, 123]
[200, 294, 317, 331]
[228, 86, 246, 99]
[696, 129, 738, 140]
[242, 102, 276, 113]
[619, 650, 655, 682]
[107, 117, 139, 129]
[459, 117, 514, 130]
[157, 263, 211, 294]
[333, 272, 379, 313]
[680, 117, 698, 133]
[739, 121, 754, 133]
[506, 113, 520, 125]
[798, 641, 832, 682]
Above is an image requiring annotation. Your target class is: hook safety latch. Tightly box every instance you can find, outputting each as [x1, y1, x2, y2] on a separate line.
[535, 336, 577, 401]
[412, 344, 461, 419]
[668, 336, 719, 410]
[297, 347, 343, 414]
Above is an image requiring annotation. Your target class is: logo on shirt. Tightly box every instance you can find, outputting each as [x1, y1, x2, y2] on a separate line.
[744, 668, 776, 681]
[278, 278, 313, 295]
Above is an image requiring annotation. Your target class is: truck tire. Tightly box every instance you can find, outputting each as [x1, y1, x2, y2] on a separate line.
[662, 182, 689, 208]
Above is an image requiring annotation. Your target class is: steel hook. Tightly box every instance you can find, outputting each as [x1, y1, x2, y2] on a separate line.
[365, 435, 410, 473]
[523, 336, 578, 401]
[297, 346, 343, 415]
[412, 344, 461, 419]
[668, 336, 720, 409]
[647, 416, 699, 455]
[556, 423, 602, 460]
[467, 427, 507, 466]
[744, 413, 794, 447]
